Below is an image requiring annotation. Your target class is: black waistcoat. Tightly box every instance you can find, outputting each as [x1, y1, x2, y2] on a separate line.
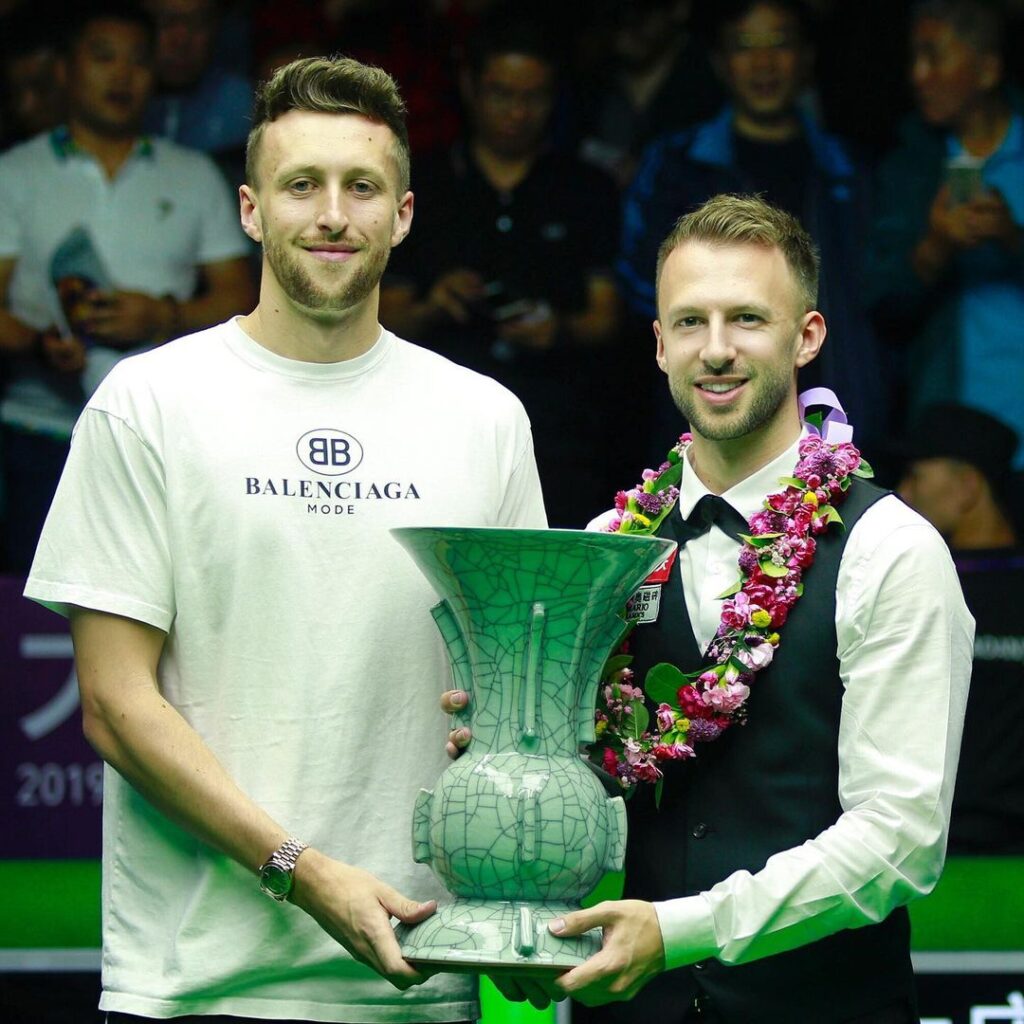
[586, 478, 918, 1023]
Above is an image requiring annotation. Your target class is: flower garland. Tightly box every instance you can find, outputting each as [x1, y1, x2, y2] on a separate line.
[591, 431, 872, 792]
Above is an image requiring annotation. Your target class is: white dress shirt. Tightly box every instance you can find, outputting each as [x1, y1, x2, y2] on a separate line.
[625, 433, 974, 969]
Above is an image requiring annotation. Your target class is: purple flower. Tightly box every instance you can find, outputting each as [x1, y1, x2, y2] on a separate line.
[688, 718, 724, 742]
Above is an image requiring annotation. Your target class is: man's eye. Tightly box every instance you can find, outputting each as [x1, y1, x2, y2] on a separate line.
[352, 181, 376, 195]
[677, 316, 701, 328]
[736, 313, 763, 324]
[290, 180, 314, 194]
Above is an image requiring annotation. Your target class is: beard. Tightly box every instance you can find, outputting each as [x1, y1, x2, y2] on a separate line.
[668, 359, 794, 442]
[263, 233, 391, 313]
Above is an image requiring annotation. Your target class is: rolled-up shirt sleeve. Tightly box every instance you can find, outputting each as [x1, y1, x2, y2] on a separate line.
[655, 495, 974, 969]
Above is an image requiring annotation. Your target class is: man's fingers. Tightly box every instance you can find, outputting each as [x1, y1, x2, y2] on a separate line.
[379, 889, 437, 926]
[489, 972, 562, 1009]
[549, 904, 606, 937]
[439, 689, 469, 714]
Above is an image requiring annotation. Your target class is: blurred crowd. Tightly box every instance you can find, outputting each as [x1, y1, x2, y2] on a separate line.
[0, 0, 1022, 848]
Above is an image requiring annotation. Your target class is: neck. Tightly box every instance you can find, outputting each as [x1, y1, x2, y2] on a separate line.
[950, 500, 1018, 550]
[733, 108, 802, 143]
[471, 139, 536, 192]
[69, 119, 138, 178]
[239, 273, 383, 363]
[955, 93, 1011, 158]
[687, 412, 802, 494]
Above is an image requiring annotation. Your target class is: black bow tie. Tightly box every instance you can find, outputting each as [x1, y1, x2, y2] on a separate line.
[673, 494, 750, 544]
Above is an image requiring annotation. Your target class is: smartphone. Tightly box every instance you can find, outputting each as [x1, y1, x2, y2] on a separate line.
[944, 155, 985, 205]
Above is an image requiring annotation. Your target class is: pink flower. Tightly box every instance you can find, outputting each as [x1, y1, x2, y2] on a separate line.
[721, 592, 752, 629]
[703, 681, 750, 712]
[653, 742, 695, 761]
[614, 490, 629, 511]
[656, 703, 676, 733]
[735, 641, 774, 671]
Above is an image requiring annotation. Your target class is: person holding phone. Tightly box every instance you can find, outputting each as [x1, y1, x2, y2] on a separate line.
[866, 0, 1024, 468]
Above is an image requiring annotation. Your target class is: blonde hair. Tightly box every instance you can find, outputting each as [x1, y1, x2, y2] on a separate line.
[655, 193, 820, 312]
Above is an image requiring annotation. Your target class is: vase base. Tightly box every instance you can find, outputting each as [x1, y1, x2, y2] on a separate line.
[395, 898, 598, 974]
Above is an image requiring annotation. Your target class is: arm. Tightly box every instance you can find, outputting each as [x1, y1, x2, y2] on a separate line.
[379, 269, 486, 339]
[553, 500, 973, 1005]
[82, 257, 256, 348]
[0, 257, 39, 354]
[72, 606, 434, 988]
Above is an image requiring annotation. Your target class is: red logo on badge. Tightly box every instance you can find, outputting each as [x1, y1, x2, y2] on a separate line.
[643, 546, 678, 585]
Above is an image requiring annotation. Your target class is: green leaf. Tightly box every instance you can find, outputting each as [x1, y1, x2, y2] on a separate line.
[821, 504, 844, 526]
[759, 558, 790, 578]
[715, 577, 744, 599]
[806, 410, 824, 431]
[601, 653, 634, 681]
[853, 457, 874, 479]
[743, 532, 783, 548]
[644, 662, 688, 705]
[654, 777, 664, 809]
[625, 700, 650, 739]
[654, 461, 683, 491]
[778, 476, 806, 489]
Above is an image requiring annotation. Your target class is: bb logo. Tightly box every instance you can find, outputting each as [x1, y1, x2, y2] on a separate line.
[296, 428, 364, 477]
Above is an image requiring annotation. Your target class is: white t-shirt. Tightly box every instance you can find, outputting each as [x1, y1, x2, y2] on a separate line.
[26, 320, 547, 1022]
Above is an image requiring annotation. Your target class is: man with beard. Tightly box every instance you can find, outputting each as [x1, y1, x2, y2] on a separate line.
[446, 195, 972, 1022]
[24, 56, 545, 1023]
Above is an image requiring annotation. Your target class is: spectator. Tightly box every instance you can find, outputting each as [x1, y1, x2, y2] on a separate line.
[897, 402, 1024, 855]
[0, 0, 254, 573]
[380, 14, 623, 526]
[866, 0, 1024, 467]
[143, 0, 254, 183]
[0, 3, 66, 147]
[618, 0, 886, 453]
[575, 0, 724, 188]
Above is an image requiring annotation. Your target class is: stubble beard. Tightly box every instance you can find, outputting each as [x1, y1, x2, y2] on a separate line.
[668, 361, 794, 442]
[263, 234, 391, 314]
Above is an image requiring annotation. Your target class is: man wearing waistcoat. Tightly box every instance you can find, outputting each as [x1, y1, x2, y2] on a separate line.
[445, 194, 973, 1022]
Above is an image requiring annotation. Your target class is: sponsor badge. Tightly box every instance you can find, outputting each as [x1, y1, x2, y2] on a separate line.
[624, 547, 678, 624]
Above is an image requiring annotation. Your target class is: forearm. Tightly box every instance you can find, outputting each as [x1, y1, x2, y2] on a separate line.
[81, 667, 288, 873]
[910, 229, 955, 287]
[0, 306, 39, 354]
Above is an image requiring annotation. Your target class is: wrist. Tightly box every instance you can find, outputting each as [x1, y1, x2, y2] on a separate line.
[159, 294, 183, 340]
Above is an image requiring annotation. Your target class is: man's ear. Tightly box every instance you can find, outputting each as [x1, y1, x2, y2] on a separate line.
[391, 190, 414, 248]
[654, 319, 667, 374]
[239, 184, 262, 244]
[794, 310, 826, 369]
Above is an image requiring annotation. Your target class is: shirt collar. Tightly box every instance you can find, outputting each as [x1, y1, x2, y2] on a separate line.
[678, 430, 806, 521]
[49, 125, 154, 161]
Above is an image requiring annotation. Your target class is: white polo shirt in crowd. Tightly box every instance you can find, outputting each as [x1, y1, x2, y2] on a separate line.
[0, 127, 250, 438]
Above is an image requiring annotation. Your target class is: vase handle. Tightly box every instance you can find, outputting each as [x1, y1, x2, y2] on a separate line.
[519, 602, 545, 749]
[604, 795, 627, 872]
[431, 601, 472, 728]
[411, 788, 434, 864]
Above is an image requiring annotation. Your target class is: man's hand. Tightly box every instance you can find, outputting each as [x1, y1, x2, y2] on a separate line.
[80, 290, 175, 346]
[440, 689, 471, 759]
[488, 971, 564, 1010]
[425, 269, 485, 324]
[929, 185, 1020, 250]
[550, 900, 666, 1007]
[40, 330, 86, 373]
[496, 301, 558, 351]
[290, 848, 435, 990]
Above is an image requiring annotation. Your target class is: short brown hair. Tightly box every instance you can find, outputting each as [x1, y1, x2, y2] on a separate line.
[655, 193, 820, 313]
[246, 56, 411, 191]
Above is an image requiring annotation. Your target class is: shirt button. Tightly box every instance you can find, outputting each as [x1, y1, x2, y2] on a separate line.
[691, 822, 709, 839]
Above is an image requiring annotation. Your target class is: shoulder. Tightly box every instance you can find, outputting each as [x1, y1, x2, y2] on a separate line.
[0, 131, 58, 173]
[387, 334, 530, 420]
[147, 137, 228, 180]
[90, 323, 233, 411]
[842, 491, 958, 582]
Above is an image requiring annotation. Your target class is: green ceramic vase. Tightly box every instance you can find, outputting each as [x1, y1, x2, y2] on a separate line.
[391, 527, 677, 973]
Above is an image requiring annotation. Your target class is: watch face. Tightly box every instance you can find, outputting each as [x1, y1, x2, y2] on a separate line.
[260, 863, 291, 899]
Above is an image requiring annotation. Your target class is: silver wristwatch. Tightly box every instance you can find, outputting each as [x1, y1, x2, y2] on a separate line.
[258, 837, 309, 901]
